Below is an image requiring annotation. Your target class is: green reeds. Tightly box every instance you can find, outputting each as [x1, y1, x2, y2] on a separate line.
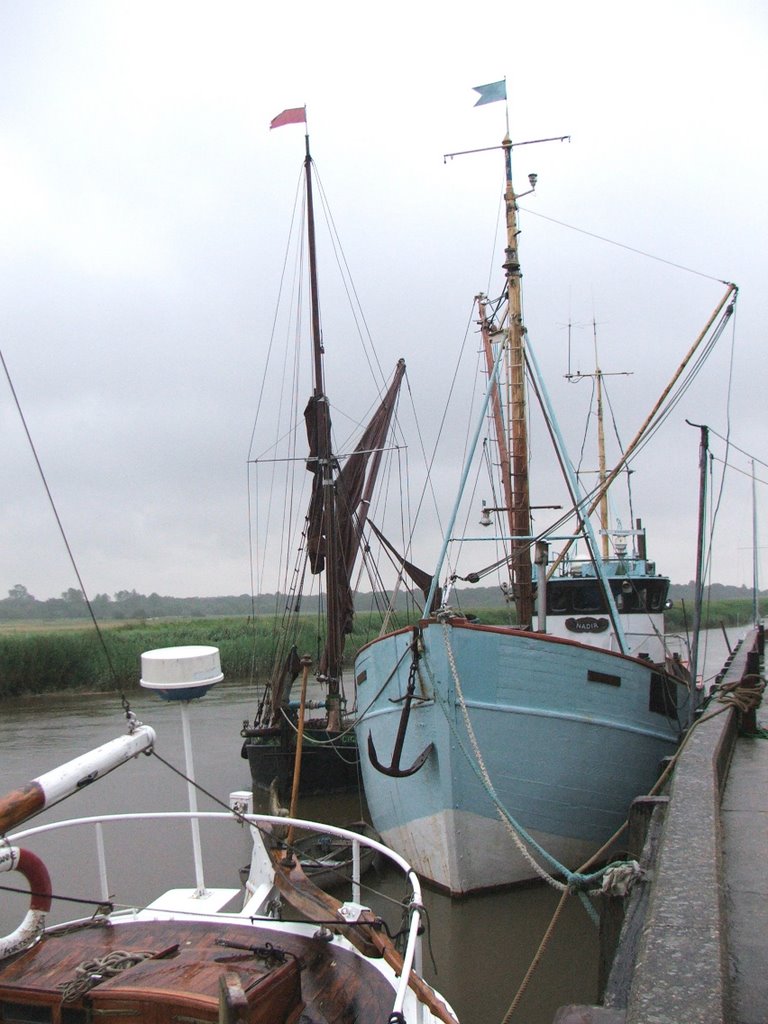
[0, 612, 413, 700]
[0, 599, 762, 700]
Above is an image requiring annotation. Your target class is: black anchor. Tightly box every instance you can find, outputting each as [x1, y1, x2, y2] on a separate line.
[367, 637, 433, 778]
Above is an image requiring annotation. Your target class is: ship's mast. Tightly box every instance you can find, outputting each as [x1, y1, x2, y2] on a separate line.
[595, 366, 611, 559]
[565, 322, 631, 561]
[479, 296, 516, 550]
[502, 136, 534, 628]
[304, 133, 343, 730]
[305, 135, 324, 396]
[593, 322, 611, 560]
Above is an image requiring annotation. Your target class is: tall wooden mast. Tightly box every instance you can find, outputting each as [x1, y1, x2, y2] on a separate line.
[502, 136, 534, 628]
[302, 134, 406, 731]
[304, 133, 343, 730]
[593, 322, 611, 559]
[479, 295, 515, 539]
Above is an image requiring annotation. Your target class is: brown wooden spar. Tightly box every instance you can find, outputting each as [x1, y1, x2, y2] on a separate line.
[0, 784, 45, 837]
[502, 135, 534, 628]
[271, 853, 457, 1024]
[479, 293, 516, 564]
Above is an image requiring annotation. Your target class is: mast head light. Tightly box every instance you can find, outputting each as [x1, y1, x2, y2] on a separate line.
[479, 502, 493, 528]
[528, 173, 538, 190]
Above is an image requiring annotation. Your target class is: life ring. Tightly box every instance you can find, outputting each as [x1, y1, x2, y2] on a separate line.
[0, 846, 52, 959]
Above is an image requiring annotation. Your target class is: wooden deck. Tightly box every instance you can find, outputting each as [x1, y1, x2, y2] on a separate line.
[0, 917, 395, 1023]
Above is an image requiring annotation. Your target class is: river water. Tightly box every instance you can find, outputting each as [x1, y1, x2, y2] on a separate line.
[0, 628, 740, 1024]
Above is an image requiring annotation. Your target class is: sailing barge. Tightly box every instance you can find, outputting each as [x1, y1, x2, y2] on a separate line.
[241, 117, 407, 796]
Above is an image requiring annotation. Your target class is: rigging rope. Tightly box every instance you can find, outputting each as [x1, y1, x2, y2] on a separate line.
[499, 639, 763, 1020]
[0, 348, 132, 719]
[147, 747, 413, 916]
[518, 206, 733, 285]
[430, 618, 610, 912]
[456, 293, 737, 591]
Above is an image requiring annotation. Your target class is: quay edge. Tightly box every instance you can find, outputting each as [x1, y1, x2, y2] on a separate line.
[554, 623, 765, 1024]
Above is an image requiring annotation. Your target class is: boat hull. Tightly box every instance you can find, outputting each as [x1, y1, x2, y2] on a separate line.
[241, 727, 360, 796]
[354, 617, 684, 896]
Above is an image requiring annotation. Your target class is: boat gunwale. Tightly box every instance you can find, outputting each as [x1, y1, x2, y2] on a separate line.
[355, 615, 688, 677]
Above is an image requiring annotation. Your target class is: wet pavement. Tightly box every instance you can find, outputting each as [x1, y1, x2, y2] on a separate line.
[721, 728, 768, 1024]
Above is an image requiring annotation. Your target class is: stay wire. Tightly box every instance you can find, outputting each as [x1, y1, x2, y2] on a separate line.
[0, 348, 130, 718]
[518, 206, 732, 285]
[710, 455, 768, 488]
[707, 426, 768, 474]
[0, 882, 112, 914]
[700, 303, 738, 592]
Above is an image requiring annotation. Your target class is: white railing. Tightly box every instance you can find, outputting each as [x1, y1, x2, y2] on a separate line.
[8, 810, 427, 1019]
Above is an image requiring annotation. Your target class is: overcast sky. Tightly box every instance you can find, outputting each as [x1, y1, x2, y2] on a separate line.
[1, 0, 765, 602]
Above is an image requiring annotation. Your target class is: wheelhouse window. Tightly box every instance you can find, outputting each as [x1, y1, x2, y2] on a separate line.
[547, 576, 669, 615]
[571, 583, 606, 613]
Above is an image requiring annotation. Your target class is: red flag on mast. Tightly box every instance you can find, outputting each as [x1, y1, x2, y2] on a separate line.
[270, 107, 306, 129]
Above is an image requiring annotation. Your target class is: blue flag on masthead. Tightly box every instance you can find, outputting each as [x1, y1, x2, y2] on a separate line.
[472, 79, 507, 106]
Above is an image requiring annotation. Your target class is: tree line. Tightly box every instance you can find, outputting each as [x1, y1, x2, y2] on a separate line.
[1, 585, 257, 621]
[1, 581, 764, 624]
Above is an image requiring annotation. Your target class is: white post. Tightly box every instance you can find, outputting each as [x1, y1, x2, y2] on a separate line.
[180, 701, 206, 896]
[351, 838, 361, 905]
[95, 822, 109, 902]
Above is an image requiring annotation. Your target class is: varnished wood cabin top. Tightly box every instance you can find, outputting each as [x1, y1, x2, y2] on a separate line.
[0, 918, 394, 1023]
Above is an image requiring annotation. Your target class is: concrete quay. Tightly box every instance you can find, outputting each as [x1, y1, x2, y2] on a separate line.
[555, 624, 765, 1024]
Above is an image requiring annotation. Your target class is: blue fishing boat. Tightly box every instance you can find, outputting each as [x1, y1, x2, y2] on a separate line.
[353, 128, 736, 896]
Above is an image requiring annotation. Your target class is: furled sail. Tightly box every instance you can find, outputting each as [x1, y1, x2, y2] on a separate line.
[306, 359, 406, 684]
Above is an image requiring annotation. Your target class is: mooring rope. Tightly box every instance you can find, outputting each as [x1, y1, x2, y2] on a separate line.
[501, 637, 764, 1019]
[708, 672, 765, 716]
[435, 624, 568, 889]
[435, 618, 610, 908]
[60, 949, 156, 1002]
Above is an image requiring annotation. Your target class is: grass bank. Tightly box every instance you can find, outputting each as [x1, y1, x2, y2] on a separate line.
[0, 599, 762, 700]
[0, 612, 409, 700]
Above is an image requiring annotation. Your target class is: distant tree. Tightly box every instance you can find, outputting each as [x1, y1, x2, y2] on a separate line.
[61, 588, 85, 603]
[8, 584, 34, 602]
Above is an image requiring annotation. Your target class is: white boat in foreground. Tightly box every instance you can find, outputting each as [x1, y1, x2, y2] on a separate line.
[0, 646, 457, 1024]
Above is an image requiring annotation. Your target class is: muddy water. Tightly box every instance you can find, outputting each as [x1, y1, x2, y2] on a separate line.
[0, 628, 737, 1023]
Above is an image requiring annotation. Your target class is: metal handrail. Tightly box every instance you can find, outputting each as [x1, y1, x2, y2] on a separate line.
[8, 809, 426, 1015]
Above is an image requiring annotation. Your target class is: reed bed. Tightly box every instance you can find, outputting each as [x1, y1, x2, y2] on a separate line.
[0, 612, 411, 700]
[0, 599, 761, 700]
